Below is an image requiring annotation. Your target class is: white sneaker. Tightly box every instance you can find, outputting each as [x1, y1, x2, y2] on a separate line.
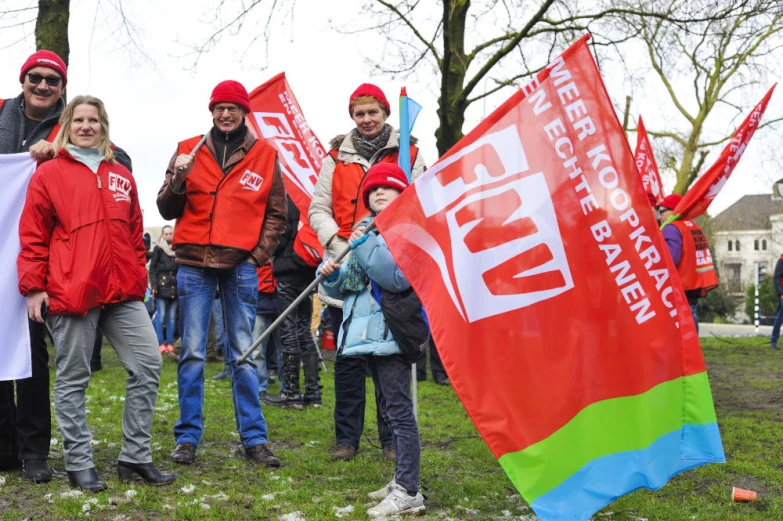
[367, 479, 396, 501]
[367, 483, 425, 517]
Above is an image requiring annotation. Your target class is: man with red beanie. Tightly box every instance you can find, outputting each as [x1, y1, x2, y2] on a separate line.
[1, 49, 126, 484]
[658, 193, 718, 331]
[157, 80, 287, 468]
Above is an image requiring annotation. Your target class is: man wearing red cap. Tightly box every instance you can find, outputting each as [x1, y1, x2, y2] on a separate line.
[309, 82, 427, 461]
[157, 80, 287, 467]
[658, 194, 718, 331]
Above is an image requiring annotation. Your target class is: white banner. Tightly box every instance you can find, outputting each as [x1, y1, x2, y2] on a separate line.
[0, 153, 36, 381]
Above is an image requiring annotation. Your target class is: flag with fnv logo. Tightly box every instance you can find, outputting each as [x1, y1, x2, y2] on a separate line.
[0, 153, 36, 381]
[375, 34, 724, 521]
[634, 116, 665, 206]
[246, 72, 325, 265]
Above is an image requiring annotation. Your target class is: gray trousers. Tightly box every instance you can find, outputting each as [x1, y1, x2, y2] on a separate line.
[49, 301, 161, 471]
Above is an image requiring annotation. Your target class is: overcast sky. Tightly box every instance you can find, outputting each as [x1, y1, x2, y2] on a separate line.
[1, 0, 779, 228]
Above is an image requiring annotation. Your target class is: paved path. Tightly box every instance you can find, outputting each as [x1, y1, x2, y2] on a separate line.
[699, 322, 772, 337]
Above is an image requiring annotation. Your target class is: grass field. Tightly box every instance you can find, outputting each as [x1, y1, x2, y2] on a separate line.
[0, 336, 781, 520]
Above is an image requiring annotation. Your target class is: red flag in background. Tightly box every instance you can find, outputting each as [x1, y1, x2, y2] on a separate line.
[374, 34, 723, 521]
[247, 73, 325, 261]
[672, 85, 776, 220]
[634, 116, 665, 206]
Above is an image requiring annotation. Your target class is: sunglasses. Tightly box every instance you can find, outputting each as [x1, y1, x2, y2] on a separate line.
[27, 73, 61, 87]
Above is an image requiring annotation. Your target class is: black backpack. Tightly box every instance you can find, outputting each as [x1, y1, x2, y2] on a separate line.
[372, 282, 429, 362]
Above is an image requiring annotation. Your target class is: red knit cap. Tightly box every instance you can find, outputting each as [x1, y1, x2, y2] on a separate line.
[209, 80, 251, 113]
[362, 163, 409, 208]
[19, 50, 68, 87]
[658, 193, 683, 211]
[349, 83, 391, 117]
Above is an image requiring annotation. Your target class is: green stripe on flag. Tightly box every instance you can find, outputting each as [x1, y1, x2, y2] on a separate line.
[499, 372, 717, 503]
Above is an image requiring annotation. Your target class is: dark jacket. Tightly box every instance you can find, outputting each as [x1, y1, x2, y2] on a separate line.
[149, 244, 179, 299]
[156, 123, 287, 269]
[273, 196, 317, 284]
[0, 94, 133, 170]
[773, 256, 783, 297]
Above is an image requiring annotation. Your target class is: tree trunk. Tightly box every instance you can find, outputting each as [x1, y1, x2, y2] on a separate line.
[35, 0, 70, 66]
[435, 0, 469, 157]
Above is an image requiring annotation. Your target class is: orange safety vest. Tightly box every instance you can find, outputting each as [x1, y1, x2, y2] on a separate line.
[329, 145, 418, 239]
[173, 135, 278, 252]
[671, 220, 719, 297]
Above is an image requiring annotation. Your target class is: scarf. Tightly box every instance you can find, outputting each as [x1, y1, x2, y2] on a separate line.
[340, 217, 376, 294]
[157, 236, 175, 257]
[66, 144, 102, 173]
[350, 124, 392, 161]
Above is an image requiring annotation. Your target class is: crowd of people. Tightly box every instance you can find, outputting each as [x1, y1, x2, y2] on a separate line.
[1, 49, 445, 517]
[2, 47, 726, 519]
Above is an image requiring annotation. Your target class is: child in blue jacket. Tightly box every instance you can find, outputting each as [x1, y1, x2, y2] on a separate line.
[320, 163, 424, 517]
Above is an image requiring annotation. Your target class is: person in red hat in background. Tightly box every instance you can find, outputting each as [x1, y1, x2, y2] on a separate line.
[157, 80, 287, 468]
[309, 82, 427, 462]
[319, 162, 425, 517]
[658, 193, 719, 332]
[0, 50, 131, 484]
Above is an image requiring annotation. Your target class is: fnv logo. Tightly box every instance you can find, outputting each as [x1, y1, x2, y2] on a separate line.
[108, 172, 131, 203]
[410, 125, 573, 322]
[239, 170, 264, 191]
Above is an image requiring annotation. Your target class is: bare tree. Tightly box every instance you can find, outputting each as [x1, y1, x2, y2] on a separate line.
[1, 0, 150, 68]
[620, 0, 783, 193]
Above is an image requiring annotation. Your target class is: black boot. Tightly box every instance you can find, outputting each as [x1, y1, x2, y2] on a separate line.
[263, 391, 303, 409]
[67, 467, 107, 492]
[302, 352, 322, 408]
[117, 460, 176, 486]
[23, 459, 52, 483]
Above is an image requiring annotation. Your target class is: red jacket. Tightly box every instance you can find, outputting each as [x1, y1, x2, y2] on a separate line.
[17, 150, 148, 316]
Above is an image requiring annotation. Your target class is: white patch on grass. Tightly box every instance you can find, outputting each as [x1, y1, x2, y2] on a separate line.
[125, 490, 137, 498]
[60, 490, 84, 498]
[44, 493, 53, 503]
[200, 503, 210, 510]
[262, 493, 275, 500]
[201, 480, 213, 486]
[82, 498, 98, 512]
[208, 492, 229, 501]
[50, 438, 59, 446]
[333, 505, 354, 517]
[501, 511, 512, 517]
[89, 439, 101, 446]
[181, 484, 196, 494]
[279, 513, 306, 521]
[0, 476, 5, 486]
[306, 440, 321, 447]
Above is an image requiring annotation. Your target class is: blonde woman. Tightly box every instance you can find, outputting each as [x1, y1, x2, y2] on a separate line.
[17, 95, 175, 491]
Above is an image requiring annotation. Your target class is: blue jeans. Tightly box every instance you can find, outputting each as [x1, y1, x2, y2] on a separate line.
[212, 297, 228, 357]
[771, 300, 783, 346]
[253, 313, 280, 393]
[174, 262, 268, 448]
[154, 298, 178, 345]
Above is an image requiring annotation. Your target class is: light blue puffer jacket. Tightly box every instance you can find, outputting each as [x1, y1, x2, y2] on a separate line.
[321, 219, 410, 357]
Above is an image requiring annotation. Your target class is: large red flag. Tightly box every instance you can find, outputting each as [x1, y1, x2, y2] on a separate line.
[247, 73, 325, 260]
[634, 116, 665, 206]
[672, 85, 776, 220]
[375, 35, 723, 521]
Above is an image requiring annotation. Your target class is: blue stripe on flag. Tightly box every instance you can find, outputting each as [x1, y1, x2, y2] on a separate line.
[530, 423, 725, 521]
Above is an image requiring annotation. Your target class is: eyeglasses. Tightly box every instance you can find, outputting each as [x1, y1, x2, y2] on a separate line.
[27, 73, 61, 87]
[212, 105, 241, 116]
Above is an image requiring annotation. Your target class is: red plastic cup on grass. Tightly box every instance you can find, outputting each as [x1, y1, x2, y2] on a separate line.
[732, 487, 757, 502]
